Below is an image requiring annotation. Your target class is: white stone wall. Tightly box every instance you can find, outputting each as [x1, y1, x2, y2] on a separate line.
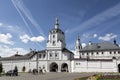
[2, 60, 36, 72]
[72, 60, 117, 72]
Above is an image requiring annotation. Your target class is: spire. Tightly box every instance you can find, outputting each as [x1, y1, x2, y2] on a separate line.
[113, 38, 119, 46]
[77, 35, 80, 40]
[114, 38, 116, 44]
[55, 17, 59, 29]
[75, 35, 82, 51]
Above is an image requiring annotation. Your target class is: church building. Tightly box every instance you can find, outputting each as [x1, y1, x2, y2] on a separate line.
[0, 18, 120, 73]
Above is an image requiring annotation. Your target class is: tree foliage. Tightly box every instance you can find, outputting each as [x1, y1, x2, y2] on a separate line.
[0, 62, 3, 74]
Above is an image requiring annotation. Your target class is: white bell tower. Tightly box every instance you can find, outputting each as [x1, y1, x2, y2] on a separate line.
[46, 18, 66, 50]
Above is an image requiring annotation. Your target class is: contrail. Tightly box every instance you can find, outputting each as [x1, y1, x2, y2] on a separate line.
[66, 2, 120, 35]
[11, 0, 44, 49]
[11, 0, 34, 36]
[11, 0, 46, 38]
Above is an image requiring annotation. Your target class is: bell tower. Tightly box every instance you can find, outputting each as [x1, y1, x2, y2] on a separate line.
[46, 18, 66, 50]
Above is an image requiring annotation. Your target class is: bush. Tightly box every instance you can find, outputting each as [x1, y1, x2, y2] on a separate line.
[14, 66, 18, 76]
[0, 63, 3, 74]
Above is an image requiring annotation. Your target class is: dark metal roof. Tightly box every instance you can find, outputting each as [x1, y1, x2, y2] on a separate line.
[0, 51, 37, 61]
[0, 48, 73, 61]
[50, 28, 64, 34]
[62, 48, 74, 54]
[38, 50, 46, 53]
[81, 42, 120, 52]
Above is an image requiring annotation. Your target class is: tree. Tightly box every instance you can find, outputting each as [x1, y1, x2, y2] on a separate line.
[0, 62, 3, 74]
[22, 66, 26, 72]
[14, 66, 18, 76]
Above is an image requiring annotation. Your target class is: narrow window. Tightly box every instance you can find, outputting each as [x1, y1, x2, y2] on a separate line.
[53, 35, 55, 38]
[43, 54, 45, 58]
[109, 51, 112, 54]
[91, 52, 93, 55]
[97, 52, 98, 55]
[102, 52, 104, 54]
[50, 53, 52, 57]
[55, 53, 57, 57]
[87, 53, 88, 55]
[82, 53, 84, 55]
[53, 41, 55, 45]
[76, 63, 78, 65]
[39, 54, 41, 58]
[114, 51, 116, 54]
[118, 51, 120, 54]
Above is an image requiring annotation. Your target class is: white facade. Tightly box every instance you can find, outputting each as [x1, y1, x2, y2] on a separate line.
[0, 18, 120, 73]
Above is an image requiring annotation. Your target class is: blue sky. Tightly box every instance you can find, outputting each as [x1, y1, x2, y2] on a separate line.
[0, 0, 120, 56]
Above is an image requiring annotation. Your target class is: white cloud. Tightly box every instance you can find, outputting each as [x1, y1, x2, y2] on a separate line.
[30, 36, 45, 42]
[0, 22, 3, 26]
[20, 34, 30, 43]
[0, 33, 14, 45]
[0, 45, 28, 57]
[93, 34, 97, 38]
[20, 34, 45, 43]
[82, 43, 86, 48]
[98, 33, 117, 41]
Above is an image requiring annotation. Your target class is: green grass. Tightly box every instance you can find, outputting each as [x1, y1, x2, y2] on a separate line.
[74, 77, 120, 80]
[98, 79, 120, 80]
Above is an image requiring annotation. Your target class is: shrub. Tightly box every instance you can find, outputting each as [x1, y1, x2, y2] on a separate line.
[0, 63, 3, 74]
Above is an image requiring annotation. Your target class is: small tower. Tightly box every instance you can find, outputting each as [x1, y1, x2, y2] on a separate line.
[75, 35, 82, 51]
[74, 35, 82, 58]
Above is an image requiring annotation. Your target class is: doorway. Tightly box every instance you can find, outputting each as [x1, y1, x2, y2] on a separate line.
[50, 62, 58, 72]
[61, 63, 68, 72]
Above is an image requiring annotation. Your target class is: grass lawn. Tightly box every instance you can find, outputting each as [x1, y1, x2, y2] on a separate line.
[98, 79, 120, 80]
[74, 77, 120, 80]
